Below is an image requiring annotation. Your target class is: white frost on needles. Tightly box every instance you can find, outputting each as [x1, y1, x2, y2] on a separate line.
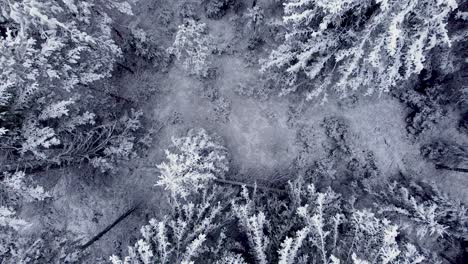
[156, 128, 229, 198]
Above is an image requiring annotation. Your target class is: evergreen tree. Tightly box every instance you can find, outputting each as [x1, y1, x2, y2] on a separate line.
[262, 0, 458, 101]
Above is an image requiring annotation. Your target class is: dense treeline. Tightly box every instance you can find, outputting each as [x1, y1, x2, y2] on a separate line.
[0, 0, 467, 263]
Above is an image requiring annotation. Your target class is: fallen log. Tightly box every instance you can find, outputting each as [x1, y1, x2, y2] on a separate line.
[80, 204, 140, 251]
[214, 178, 286, 194]
[139, 166, 286, 194]
[435, 164, 468, 173]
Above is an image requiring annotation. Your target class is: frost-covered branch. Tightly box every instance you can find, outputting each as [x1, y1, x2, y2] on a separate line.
[262, 0, 459, 100]
[155, 128, 229, 198]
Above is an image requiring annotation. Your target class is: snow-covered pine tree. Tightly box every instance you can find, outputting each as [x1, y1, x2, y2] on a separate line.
[231, 181, 427, 264]
[0, 0, 125, 109]
[168, 19, 214, 77]
[261, 0, 459, 101]
[0, 0, 143, 170]
[363, 176, 468, 258]
[155, 128, 229, 198]
[116, 176, 446, 263]
[110, 186, 236, 264]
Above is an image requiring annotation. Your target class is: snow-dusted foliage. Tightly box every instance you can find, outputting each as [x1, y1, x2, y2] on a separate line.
[86, 109, 144, 172]
[128, 26, 170, 70]
[2, 171, 50, 202]
[0, 171, 49, 232]
[117, 176, 461, 263]
[0, 206, 28, 231]
[0, 206, 28, 262]
[244, 6, 265, 31]
[421, 141, 468, 168]
[0, 0, 125, 107]
[1, 104, 143, 173]
[156, 128, 229, 198]
[1, 228, 84, 264]
[262, 0, 459, 100]
[0, 0, 138, 167]
[231, 182, 426, 264]
[110, 187, 233, 264]
[0, 171, 61, 262]
[168, 19, 214, 77]
[365, 178, 468, 241]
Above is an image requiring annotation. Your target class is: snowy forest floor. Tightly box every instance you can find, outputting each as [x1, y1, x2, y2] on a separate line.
[20, 0, 468, 261]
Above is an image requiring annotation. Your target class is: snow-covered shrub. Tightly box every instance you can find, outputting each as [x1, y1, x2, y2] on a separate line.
[261, 0, 459, 101]
[168, 19, 214, 77]
[246, 36, 264, 51]
[156, 128, 229, 198]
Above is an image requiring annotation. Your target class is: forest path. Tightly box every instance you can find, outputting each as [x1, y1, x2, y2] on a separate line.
[135, 48, 468, 202]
